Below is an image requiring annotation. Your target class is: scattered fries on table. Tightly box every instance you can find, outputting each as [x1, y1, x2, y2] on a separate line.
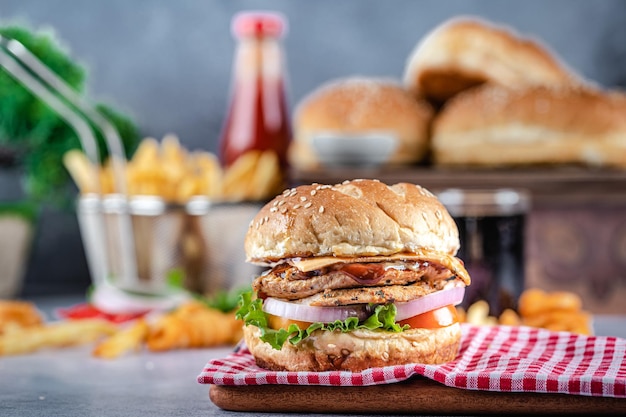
[0, 316, 117, 356]
[63, 134, 284, 203]
[92, 300, 243, 359]
[0, 298, 243, 359]
[457, 288, 592, 335]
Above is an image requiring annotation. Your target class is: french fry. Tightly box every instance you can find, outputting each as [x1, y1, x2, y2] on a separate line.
[250, 150, 281, 200]
[131, 137, 160, 168]
[193, 151, 222, 198]
[175, 176, 200, 203]
[65, 134, 283, 203]
[222, 150, 261, 200]
[466, 300, 494, 325]
[0, 319, 116, 356]
[63, 149, 99, 194]
[93, 319, 149, 359]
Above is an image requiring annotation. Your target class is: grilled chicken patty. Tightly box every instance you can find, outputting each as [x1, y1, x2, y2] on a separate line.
[253, 261, 460, 304]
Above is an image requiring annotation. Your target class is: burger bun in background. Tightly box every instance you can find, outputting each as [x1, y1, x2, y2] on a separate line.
[432, 83, 626, 168]
[403, 16, 585, 106]
[289, 77, 434, 170]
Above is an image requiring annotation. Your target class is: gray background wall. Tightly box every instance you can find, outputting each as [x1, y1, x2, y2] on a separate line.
[2, 0, 625, 296]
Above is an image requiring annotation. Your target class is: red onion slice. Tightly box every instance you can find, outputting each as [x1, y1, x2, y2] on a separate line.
[394, 286, 466, 321]
[263, 286, 465, 324]
[262, 298, 368, 323]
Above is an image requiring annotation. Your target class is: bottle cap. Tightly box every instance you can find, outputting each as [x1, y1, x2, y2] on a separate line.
[231, 11, 287, 38]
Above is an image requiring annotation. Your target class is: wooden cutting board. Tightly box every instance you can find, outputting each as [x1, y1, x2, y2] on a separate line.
[209, 376, 625, 414]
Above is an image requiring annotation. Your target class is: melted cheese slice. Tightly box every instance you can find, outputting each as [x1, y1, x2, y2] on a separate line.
[286, 249, 471, 285]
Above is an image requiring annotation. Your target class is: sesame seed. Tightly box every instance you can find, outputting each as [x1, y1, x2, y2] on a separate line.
[293, 204, 301, 209]
[280, 207, 287, 214]
[270, 207, 278, 212]
[421, 212, 428, 221]
[319, 206, 325, 213]
[342, 180, 350, 185]
[435, 210, 442, 220]
[304, 202, 312, 208]
[310, 189, 317, 196]
[300, 196, 307, 202]
[277, 200, 285, 206]
[264, 216, 269, 223]
[272, 201, 278, 206]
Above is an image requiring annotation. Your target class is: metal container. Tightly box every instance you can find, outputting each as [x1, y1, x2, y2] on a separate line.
[77, 194, 263, 297]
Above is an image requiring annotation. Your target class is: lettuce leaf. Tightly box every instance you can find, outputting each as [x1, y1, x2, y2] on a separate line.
[235, 292, 408, 350]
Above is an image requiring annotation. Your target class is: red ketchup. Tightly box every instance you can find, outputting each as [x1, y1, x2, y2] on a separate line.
[219, 11, 292, 175]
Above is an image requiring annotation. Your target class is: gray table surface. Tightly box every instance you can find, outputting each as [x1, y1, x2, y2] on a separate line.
[1, 295, 625, 417]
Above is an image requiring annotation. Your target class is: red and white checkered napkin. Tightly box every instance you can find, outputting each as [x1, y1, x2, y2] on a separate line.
[198, 323, 626, 398]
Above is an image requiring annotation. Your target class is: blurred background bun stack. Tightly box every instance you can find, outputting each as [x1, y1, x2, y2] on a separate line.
[289, 77, 434, 169]
[432, 84, 626, 168]
[403, 16, 585, 106]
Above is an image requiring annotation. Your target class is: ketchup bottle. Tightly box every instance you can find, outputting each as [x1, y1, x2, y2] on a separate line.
[219, 11, 292, 174]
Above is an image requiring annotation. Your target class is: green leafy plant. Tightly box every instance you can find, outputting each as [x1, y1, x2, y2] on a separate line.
[0, 25, 139, 205]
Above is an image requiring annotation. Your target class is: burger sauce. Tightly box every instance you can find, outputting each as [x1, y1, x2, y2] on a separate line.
[218, 11, 292, 174]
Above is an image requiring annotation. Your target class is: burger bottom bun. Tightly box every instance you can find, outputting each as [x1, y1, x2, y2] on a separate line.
[243, 323, 461, 372]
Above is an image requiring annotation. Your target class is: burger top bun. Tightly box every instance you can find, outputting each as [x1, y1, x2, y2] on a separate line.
[403, 17, 583, 105]
[432, 83, 626, 167]
[245, 179, 460, 264]
[289, 77, 433, 169]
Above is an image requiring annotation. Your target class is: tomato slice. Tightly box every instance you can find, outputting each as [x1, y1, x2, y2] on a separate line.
[267, 314, 312, 331]
[267, 305, 458, 331]
[397, 305, 458, 329]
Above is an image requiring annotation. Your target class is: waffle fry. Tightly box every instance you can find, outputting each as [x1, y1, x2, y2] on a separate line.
[146, 301, 243, 352]
[0, 300, 44, 334]
[518, 289, 591, 335]
[458, 288, 592, 335]
[518, 288, 583, 317]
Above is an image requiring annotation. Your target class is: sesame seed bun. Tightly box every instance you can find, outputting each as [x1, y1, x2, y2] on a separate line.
[289, 77, 434, 169]
[244, 179, 460, 264]
[431, 83, 626, 167]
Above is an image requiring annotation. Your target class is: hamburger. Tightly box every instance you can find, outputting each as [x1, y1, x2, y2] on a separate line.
[237, 179, 471, 372]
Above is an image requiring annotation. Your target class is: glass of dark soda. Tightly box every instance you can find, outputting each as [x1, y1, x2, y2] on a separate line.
[437, 188, 530, 317]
